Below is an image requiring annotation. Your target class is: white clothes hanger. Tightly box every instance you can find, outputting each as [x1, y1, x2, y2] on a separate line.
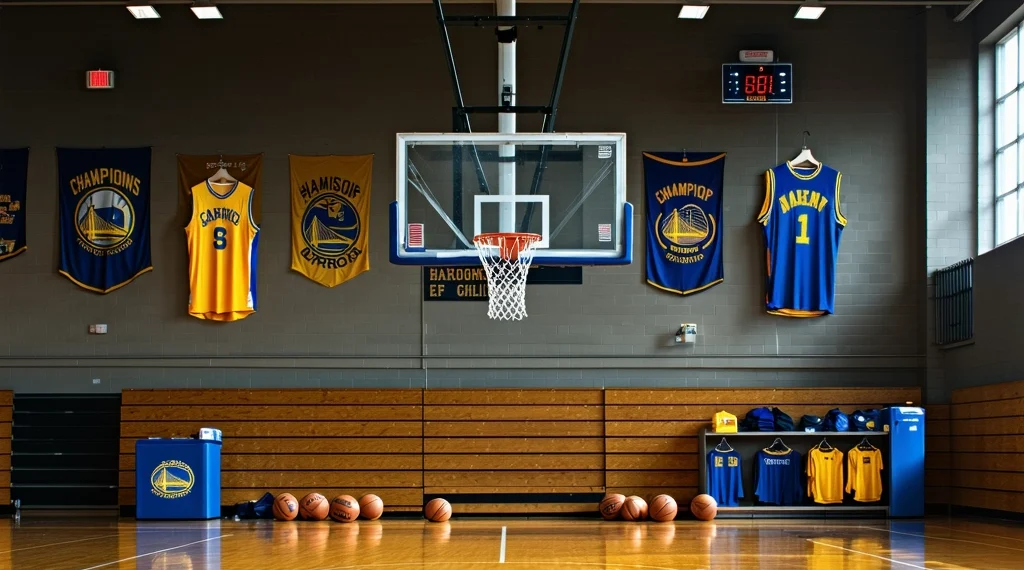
[789, 131, 820, 169]
[208, 155, 237, 184]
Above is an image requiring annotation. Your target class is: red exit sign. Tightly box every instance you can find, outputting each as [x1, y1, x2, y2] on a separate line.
[86, 70, 115, 90]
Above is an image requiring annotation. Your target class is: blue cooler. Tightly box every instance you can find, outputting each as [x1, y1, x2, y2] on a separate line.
[135, 437, 221, 520]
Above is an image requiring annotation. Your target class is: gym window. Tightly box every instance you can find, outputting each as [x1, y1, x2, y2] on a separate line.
[995, 23, 1024, 244]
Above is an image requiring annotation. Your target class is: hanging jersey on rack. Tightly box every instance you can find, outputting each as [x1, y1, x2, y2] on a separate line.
[706, 449, 744, 507]
[846, 447, 884, 502]
[753, 449, 802, 506]
[757, 161, 846, 316]
[806, 447, 844, 504]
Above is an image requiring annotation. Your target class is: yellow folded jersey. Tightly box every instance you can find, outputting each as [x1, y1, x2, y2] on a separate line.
[713, 411, 738, 433]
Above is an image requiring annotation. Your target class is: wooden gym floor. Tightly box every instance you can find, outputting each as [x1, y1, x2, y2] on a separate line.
[1, 513, 1022, 569]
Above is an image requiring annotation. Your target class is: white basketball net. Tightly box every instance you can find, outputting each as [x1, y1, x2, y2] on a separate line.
[473, 233, 542, 321]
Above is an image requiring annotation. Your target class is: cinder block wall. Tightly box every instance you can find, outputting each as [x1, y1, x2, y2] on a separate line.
[0, 5, 928, 391]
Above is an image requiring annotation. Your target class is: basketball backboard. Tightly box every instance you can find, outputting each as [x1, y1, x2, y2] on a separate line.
[390, 132, 632, 266]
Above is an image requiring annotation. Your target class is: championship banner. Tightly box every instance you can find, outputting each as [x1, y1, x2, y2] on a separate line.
[57, 147, 153, 293]
[644, 151, 726, 296]
[0, 148, 30, 262]
[289, 154, 373, 287]
[176, 153, 263, 223]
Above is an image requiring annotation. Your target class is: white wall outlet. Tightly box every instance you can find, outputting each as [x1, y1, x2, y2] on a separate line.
[92, 378, 101, 384]
[90, 324, 108, 334]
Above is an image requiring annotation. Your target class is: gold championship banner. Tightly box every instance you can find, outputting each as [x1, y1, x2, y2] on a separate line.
[176, 153, 263, 223]
[290, 154, 372, 287]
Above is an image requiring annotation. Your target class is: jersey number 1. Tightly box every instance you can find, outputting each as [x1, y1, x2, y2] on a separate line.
[213, 227, 228, 250]
[796, 214, 810, 245]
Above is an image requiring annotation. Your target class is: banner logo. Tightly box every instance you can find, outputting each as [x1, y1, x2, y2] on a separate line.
[301, 191, 361, 263]
[75, 188, 135, 254]
[660, 204, 713, 248]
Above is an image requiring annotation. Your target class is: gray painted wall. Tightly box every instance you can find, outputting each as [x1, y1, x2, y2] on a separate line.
[925, 8, 977, 404]
[0, 5, 928, 392]
[944, 236, 1024, 389]
[940, 0, 1024, 393]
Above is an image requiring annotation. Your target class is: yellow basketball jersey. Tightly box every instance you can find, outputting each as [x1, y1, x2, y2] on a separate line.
[845, 447, 884, 502]
[807, 447, 844, 504]
[185, 180, 259, 322]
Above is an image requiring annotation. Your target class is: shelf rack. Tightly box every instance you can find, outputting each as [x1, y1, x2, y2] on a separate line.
[698, 428, 890, 519]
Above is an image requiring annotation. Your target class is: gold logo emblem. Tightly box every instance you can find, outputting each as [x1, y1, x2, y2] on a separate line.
[151, 460, 195, 499]
[654, 205, 717, 265]
[660, 204, 710, 246]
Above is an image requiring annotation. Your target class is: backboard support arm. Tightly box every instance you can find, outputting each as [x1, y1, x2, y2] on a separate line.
[519, 0, 581, 233]
[431, 0, 582, 235]
[433, 0, 492, 236]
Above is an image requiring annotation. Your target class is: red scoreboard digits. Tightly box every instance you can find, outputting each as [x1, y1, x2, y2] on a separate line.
[722, 63, 793, 104]
[744, 71, 774, 96]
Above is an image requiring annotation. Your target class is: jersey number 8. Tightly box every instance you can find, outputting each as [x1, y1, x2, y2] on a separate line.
[213, 227, 228, 250]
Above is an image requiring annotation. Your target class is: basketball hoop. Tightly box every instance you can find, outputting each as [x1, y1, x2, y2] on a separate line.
[473, 232, 542, 321]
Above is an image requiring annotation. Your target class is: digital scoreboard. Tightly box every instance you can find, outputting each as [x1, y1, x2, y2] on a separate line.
[722, 63, 792, 104]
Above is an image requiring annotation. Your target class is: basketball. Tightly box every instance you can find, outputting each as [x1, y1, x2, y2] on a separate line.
[627, 495, 648, 521]
[272, 493, 299, 521]
[299, 492, 329, 521]
[424, 498, 452, 522]
[329, 494, 360, 522]
[690, 494, 718, 521]
[649, 494, 677, 522]
[620, 495, 646, 522]
[599, 493, 626, 520]
[359, 493, 384, 520]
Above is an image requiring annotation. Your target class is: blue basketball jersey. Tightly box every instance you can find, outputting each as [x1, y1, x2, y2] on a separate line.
[758, 161, 846, 317]
[753, 449, 803, 506]
[707, 450, 744, 507]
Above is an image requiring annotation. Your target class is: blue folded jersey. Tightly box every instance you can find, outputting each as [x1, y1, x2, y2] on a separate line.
[748, 407, 775, 431]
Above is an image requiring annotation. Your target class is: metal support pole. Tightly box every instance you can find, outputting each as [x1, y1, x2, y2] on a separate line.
[497, 0, 517, 234]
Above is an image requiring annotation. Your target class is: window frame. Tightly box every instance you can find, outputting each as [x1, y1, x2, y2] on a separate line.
[994, 23, 1024, 245]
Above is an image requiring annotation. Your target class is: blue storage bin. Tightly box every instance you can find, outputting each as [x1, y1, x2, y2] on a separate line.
[135, 438, 221, 520]
[882, 407, 925, 517]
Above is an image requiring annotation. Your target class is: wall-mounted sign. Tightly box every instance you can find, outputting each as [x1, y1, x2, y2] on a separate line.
[424, 266, 582, 301]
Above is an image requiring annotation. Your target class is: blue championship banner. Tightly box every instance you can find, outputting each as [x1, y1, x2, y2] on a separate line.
[0, 148, 30, 262]
[644, 151, 726, 296]
[58, 147, 153, 293]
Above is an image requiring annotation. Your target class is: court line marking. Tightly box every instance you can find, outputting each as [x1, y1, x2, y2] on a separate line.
[855, 526, 1024, 552]
[807, 539, 929, 569]
[319, 561, 695, 570]
[79, 534, 230, 570]
[0, 534, 120, 554]
[499, 526, 507, 563]
[921, 525, 1024, 543]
